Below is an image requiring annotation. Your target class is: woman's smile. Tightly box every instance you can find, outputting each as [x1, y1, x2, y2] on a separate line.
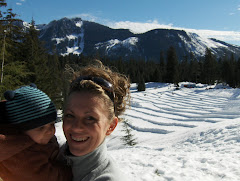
[70, 135, 89, 142]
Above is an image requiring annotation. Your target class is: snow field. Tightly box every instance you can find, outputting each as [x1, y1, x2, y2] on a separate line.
[56, 82, 240, 181]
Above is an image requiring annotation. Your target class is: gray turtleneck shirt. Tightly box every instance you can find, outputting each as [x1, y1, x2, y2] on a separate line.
[60, 140, 129, 181]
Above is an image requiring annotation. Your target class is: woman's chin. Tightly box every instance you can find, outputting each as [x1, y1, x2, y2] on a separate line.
[68, 136, 92, 156]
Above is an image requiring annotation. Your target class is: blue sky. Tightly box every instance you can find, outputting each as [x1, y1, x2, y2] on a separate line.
[5, 0, 240, 45]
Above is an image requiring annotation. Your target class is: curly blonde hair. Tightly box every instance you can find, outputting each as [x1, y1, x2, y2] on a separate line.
[68, 60, 131, 121]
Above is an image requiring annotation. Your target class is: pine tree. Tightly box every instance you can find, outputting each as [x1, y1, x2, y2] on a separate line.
[166, 46, 179, 84]
[221, 54, 235, 87]
[229, 53, 237, 87]
[159, 50, 166, 82]
[21, 19, 46, 83]
[45, 53, 63, 108]
[21, 19, 63, 105]
[0, 1, 29, 97]
[179, 55, 189, 81]
[189, 52, 199, 83]
[137, 73, 145, 91]
[202, 48, 217, 84]
[152, 68, 162, 82]
[127, 59, 138, 83]
[121, 119, 137, 146]
[236, 58, 240, 87]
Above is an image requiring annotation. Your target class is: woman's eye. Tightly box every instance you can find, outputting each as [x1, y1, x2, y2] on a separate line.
[87, 116, 95, 120]
[85, 117, 97, 124]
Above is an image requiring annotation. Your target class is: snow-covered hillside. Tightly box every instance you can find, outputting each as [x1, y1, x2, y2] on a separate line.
[95, 37, 139, 55]
[55, 82, 240, 181]
[179, 32, 228, 57]
[36, 17, 240, 60]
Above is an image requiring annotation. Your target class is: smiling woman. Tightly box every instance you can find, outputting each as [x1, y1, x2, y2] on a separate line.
[59, 60, 131, 181]
[63, 91, 117, 157]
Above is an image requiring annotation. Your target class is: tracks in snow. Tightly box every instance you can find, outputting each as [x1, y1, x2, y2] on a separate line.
[125, 88, 240, 135]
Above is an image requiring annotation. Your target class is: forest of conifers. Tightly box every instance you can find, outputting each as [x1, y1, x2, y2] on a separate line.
[1, 0, 240, 108]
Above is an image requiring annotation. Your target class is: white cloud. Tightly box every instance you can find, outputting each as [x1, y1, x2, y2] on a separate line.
[106, 20, 240, 45]
[66, 14, 240, 45]
[188, 29, 240, 43]
[107, 20, 174, 34]
[237, 5, 240, 11]
[16, 0, 25, 5]
[67, 13, 97, 22]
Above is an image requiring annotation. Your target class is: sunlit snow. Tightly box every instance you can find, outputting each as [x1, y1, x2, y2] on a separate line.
[95, 37, 138, 53]
[178, 32, 228, 57]
[52, 37, 65, 44]
[76, 21, 83, 28]
[66, 35, 78, 40]
[55, 82, 240, 181]
[107, 20, 240, 46]
[56, 32, 84, 56]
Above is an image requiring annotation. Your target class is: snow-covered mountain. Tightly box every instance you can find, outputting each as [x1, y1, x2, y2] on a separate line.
[37, 17, 240, 61]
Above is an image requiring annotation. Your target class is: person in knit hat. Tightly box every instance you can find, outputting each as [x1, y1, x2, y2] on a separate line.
[0, 84, 72, 181]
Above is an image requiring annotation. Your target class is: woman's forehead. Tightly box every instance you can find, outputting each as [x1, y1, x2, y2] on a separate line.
[68, 91, 102, 102]
[66, 92, 107, 111]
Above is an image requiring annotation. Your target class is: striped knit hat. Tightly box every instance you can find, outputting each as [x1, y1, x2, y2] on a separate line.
[0, 84, 57, 134]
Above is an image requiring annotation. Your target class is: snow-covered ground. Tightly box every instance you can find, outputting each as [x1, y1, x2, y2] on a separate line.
[55, 82, 240, 181]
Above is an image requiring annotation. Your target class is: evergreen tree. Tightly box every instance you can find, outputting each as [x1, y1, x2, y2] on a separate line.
[121, 119, 137, 146]
[0, 1, 29, 97]
[221, 54, 235, 87]
[179, 55, 189, 81]
[166, 46, 179, 84]
[115, 57, 124, 74]
[152, 68, 162, 82]
[21, 19, 63, 105]
[215, 57, 222, 83]
[202, 48, 217, 84]
[45, 53, 63, 108]
[197, 58, 205, 83]
[127, 59, 138, 83]
[21, 19, 47, 83]
[0, 0, 7, 20]
[236, 58, 240, 87]
[159, 50, 166, 82]
[229, 53, 237, 87]
[189, 52, 200, 83]
[137, 73, 145, 91]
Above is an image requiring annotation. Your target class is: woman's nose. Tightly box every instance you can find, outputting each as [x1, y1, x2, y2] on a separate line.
[71, 119, 85, 131]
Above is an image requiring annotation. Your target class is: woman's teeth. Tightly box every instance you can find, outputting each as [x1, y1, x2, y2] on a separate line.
[71, 135, 89, 142]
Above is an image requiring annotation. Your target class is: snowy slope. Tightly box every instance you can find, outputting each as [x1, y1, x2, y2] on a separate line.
[179, 32, 228, 56]
[95, 37, 138, 53]
[38, 18, 84, 55]
[94, 37, 140, 57]
[55, 82, 240, 181]
[36, 17, 240, 60]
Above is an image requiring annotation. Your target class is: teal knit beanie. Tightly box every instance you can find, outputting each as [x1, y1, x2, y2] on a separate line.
[0, 84, 57, 134]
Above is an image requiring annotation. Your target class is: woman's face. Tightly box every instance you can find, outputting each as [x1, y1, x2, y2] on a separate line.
[63, 91, 118, 156]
